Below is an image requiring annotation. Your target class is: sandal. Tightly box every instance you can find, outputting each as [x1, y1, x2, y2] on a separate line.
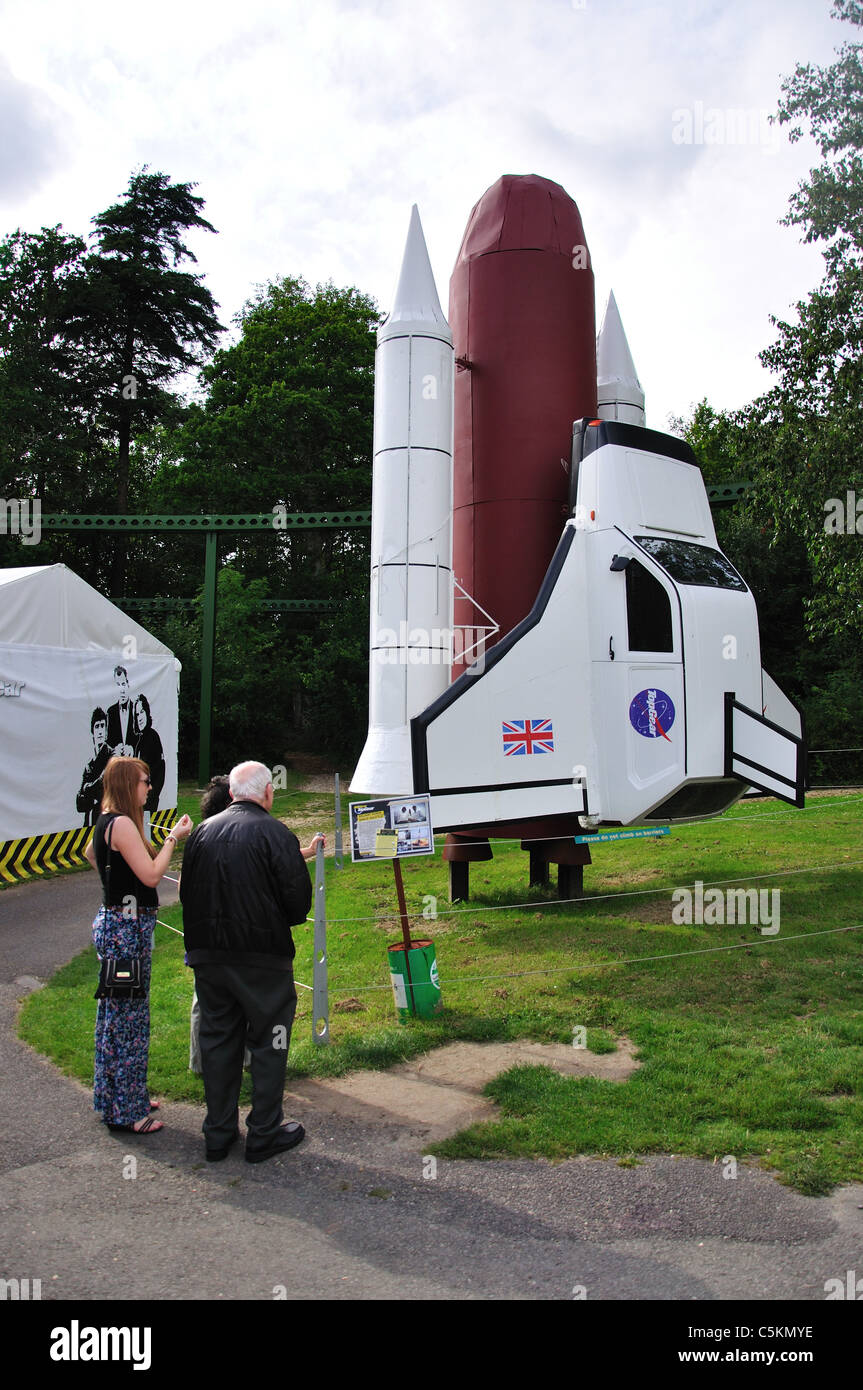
[108, 1115, 164, 1134]
[134, 1116, 163, 1133]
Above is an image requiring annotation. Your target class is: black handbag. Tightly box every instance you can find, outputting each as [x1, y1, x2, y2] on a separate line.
[94, 956, 144, 999]
[93, 817, 147, 1001]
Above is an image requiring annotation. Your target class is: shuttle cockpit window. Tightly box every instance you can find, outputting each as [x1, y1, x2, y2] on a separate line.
[635, 538, 748, 592]
[626, 560, 674, 652]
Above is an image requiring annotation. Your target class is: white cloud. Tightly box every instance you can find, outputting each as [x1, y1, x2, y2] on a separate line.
[0, 59, 67, 202]
[0, 0, 850, 423]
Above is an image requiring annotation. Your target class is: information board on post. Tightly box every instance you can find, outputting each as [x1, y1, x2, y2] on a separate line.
[350, 795, 434, 862]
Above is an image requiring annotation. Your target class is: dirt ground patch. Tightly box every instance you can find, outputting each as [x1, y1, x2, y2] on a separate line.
[287, 1037, 639, 1145]
[295, 773, 340, 794]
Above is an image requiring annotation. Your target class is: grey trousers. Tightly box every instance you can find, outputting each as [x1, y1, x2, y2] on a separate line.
[193, 962, 297, 1150]
[189, 990, 251, 1074]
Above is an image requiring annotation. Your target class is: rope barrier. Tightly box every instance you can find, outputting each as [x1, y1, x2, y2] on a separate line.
[154, 917, 313, 991]
[153, 779, 863, 1005]
[297, 854, 863, 925]
[160, 788, 863, 859]
[156, 917, 182, 935]
[809, 747, 863, 753]
[322, 922, 863, 994]
[332, 790, 863, 849]
[158, 801, 863, 928]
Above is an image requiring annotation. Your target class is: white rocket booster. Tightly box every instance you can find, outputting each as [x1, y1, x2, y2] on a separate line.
[350, 206, 454, 796]
[596, 290, 646, 427]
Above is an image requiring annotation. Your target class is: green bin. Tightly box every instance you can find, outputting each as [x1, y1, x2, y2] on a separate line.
[387, 939, 442, 1021]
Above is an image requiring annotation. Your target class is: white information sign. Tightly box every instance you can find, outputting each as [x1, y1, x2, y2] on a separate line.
[350, 795, 434, 862]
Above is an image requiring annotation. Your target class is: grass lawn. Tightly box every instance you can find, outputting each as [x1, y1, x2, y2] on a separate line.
[16, 778, 863, 1195]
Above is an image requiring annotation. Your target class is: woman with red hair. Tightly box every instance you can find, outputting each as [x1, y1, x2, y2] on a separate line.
[85, 756, 192, 1133]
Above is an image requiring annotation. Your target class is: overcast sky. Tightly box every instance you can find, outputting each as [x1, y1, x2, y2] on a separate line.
[1, 0, 848, 429]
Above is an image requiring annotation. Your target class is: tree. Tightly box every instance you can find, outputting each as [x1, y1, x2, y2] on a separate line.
[0, 173, 223, 590]
[748, 0, 863, 641]
[672, 6, 863, 778]
[66, 168, 223, 514]
[157, 275, 376, 510]
[0, 224, 127, 580]
[0, 226, 93, 502]
[150, 274, 379, 766]
[155, 275, 376, 654]
[668, 399, 751, 485]
[773, 0, 863, 280]
[160, 566, 305, 773]
[154, 274, 377, 595]
[1, 184, 377, 767]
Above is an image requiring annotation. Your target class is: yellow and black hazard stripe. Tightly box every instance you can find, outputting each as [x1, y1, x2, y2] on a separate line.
[0, 809, 178, 884]
[149, 808, 178, 847]
[0, 826, 93, 884]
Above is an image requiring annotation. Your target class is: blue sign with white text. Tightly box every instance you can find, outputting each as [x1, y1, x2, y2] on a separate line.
[574, 826, 671, 844]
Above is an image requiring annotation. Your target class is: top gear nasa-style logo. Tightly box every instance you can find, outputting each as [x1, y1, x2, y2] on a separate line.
[629, 688, 675, 741]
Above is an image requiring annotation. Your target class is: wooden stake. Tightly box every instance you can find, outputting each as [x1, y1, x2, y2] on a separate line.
[392, 858, 416, 1013]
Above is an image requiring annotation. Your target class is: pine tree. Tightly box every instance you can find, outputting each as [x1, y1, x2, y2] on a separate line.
[65, 168, 223, 514]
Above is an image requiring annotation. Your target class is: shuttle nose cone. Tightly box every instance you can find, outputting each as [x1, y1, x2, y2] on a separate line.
[381, 204, 451, 342]
[596, 290, 645, 427]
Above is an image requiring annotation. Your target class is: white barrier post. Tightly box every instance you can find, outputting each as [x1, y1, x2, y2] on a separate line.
[334, 773, 343, 869]
[312, 836, 329, 1046]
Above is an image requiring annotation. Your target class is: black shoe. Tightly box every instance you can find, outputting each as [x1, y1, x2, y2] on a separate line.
[245, 1122, 305, 1164]
[206, 1128, 241, 1163]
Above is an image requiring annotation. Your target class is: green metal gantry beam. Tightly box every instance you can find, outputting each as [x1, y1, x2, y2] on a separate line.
[116, 597, 338, 613]
[705, 483, 755, 506]
[41, 510, 372, 531]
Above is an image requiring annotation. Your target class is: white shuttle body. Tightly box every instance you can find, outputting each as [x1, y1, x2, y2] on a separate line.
[410, 417, 804, 833]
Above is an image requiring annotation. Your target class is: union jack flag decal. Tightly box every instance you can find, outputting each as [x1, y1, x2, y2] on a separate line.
[501, 718, 555, 756]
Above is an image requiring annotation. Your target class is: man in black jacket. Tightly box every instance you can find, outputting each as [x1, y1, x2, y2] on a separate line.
[180, 761, 324, 1163]
[76, 707, 111, 827]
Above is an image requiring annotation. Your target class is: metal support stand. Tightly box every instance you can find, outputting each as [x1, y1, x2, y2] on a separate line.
[558, 863, 584, 900]
[443, 833, 492, 901]
[448, 860, 470, 902]
[528, 848, 550, 887]
[524, 839, 590, 900]
[334, 773, 343, 869]
[312, 838, 329, 1045]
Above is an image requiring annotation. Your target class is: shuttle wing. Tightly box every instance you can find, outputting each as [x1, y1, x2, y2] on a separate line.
[724, 691, 806, 808]
[761, 668, 803, 740]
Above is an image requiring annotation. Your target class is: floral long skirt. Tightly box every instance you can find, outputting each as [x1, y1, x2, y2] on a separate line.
[92, 906, 155, 1126]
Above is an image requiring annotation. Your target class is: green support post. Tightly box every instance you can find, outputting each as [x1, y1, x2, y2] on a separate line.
[198, 529, 218, 787]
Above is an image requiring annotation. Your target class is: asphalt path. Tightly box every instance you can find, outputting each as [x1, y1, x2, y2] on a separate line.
[1, 869, 862, 1306]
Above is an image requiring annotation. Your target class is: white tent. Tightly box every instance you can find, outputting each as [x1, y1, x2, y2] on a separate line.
[0, 565, 180, 877]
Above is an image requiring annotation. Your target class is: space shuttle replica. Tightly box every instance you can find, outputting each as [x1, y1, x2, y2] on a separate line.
[351, 175, 805, 889]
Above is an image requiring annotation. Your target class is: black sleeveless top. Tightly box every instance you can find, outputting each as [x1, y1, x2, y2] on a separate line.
[93, 812, 158, 910]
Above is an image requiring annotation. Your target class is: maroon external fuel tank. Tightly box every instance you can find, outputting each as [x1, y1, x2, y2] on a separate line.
[442, 174, 598, 884]
[449, 174, 598, 656]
